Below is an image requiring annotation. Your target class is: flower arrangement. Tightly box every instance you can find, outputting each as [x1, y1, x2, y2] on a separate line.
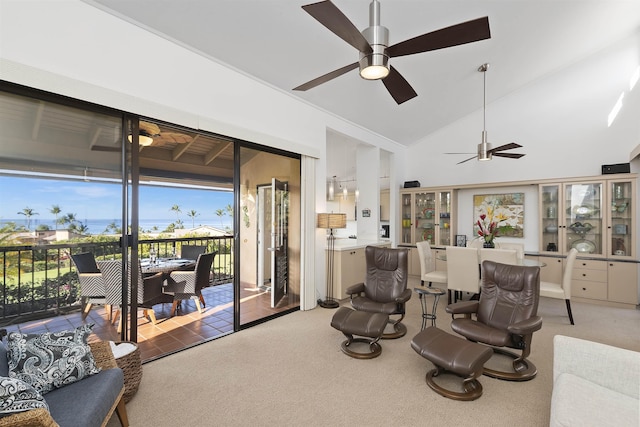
[475, 204, 514, 246]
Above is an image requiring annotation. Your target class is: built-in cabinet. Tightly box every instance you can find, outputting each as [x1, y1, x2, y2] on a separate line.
[400, 188, 456, 246]
[539, 178, 635, 259]
[537, 176, 638, 308]
[529, 255, 638, 307]
[380, 189, 390, 221]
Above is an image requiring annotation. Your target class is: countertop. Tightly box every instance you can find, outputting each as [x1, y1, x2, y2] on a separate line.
[332, 239, 391, 251]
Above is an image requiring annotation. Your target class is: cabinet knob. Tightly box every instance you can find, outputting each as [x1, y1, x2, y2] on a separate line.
[582, 287, 586, 291]
[582, 273, 586, 277]
[557, 259, 561, 263]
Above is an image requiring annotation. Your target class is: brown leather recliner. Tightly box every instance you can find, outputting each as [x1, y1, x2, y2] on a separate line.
[345, 246, 412, 339]
[445, 260, 543, 381]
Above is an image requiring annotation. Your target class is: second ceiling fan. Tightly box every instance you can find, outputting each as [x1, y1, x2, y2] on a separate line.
[293, 0, 491, 104]
[448, 63, 526, 164]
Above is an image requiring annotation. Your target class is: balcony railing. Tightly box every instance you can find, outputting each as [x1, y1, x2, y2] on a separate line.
[0, 235, 234, 324]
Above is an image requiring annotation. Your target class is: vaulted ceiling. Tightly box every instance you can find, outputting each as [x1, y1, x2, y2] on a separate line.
[86, 0, 640, 146]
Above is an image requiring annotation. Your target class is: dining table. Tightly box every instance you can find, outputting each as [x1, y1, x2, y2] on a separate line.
[435, 253, 547, 267]
[140, 258, 196, 275]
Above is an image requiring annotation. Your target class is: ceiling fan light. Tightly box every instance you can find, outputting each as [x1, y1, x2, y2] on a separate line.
[360, 63, 389, 80]
[127, 131, 154, 146]
[360, 23, 389, 80]
[477, 142, 492, 161]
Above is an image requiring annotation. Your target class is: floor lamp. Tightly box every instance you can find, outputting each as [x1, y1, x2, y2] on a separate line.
[317, 213, 346, 309]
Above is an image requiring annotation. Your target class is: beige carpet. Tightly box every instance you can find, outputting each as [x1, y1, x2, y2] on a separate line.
[108, 280, 640, 427]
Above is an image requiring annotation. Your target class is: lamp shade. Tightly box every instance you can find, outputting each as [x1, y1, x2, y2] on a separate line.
[317, 213, 346, 229]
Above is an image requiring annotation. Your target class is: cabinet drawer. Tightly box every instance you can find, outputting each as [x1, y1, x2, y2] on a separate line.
[572, 280, 607, 300]
[572, 268, 607, 283]
[574, 259, 606, 271]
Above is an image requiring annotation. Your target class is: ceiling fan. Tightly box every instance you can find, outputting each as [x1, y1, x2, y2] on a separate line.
[133, 121, 194, 147]
[292, 0, 491, 104]
[447, 63, 525, 164]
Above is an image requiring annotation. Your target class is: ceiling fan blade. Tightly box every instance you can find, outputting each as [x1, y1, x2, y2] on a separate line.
[302, 1, 372, 54]
[381, 66, 418, 104]
[293, 62, 359, 91]
[387, 17, 490, 58]
[457, 155, 478, 164]
[444, 152, 475, 155]
[489, 142, 522, 153]
[493, 152, 526, 159]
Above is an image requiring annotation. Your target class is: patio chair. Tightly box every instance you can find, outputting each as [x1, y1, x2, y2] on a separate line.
[97, 259, 166, 333]
[71, 252, 106, 320]
[164, 252, 216, 316]
[180, 244, 208, 261]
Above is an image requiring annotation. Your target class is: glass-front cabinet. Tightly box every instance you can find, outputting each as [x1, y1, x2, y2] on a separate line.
[608, 179, 635, 258]
[400, 188, 455, 246]
[539, 178, 635, 259]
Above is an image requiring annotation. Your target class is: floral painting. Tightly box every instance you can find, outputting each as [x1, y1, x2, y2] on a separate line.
[473, 193, 524, 239]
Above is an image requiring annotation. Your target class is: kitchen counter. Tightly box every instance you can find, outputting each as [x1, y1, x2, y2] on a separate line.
[333, 239, 391, 251]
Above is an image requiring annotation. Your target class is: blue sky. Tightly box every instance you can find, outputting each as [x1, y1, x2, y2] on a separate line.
[0, 175, 233, 225]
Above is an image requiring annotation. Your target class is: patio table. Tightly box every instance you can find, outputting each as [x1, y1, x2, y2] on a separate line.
[140, 258, 196, 275]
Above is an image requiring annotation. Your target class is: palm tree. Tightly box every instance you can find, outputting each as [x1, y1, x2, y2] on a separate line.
[75, 222, 89, 235]
[187, 210, 199, 228]
[104, 221, 121, 234]
[61, 213, 78, 230]
[50, 205, 61, 230]
[215, 208, 225, 228]
[170, 204, 181, 222]
[225, 203, 233, 218]
[17, 207, 39, 230]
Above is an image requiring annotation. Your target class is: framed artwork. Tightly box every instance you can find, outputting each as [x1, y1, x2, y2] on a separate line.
[455, 235, 467, 247]
[473, 193, 524, 238]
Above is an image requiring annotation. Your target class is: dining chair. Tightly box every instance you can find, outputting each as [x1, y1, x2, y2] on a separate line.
[163, 252, 216, 316]
[445, 246, 480, 304]
[495, 242, 525, 260]
[540, 248, 577, 325]
[416, 241, 447, 288]
[479, 248, 518, 265]
[97, 259, 166, 333]
[71, 252, 106, 320]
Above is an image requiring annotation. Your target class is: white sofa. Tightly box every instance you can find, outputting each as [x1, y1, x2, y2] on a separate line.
[550, 335, 640, 426]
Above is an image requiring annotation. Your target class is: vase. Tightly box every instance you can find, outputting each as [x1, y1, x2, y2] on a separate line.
[483, 241, 495, 248]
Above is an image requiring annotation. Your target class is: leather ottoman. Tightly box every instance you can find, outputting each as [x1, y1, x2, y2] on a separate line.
[411, 326, 493, 400]
[331, 307, 389, 359]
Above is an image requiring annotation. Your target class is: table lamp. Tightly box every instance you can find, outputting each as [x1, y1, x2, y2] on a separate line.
[317, 213, 347, 308]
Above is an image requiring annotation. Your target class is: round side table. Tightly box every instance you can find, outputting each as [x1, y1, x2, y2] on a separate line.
[414, 287, 446, 330]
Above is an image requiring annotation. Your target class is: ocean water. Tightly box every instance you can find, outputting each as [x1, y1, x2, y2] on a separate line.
[1, 218, 233, 234]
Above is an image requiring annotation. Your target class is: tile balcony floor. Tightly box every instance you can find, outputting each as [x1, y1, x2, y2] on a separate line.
[3, 283, 297, 363]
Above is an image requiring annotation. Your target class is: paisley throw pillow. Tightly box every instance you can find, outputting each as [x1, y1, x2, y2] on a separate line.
[0, 376, 49, 416]
[6, 324, 100, 395]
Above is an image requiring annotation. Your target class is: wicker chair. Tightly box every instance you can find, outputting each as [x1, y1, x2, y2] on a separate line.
[164, 252, 215, 316]
[97, 260, 166, 333]
[71, 252, 107, 320]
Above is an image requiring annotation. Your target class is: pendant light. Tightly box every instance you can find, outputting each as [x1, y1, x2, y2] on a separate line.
[477, 63, 492, 161]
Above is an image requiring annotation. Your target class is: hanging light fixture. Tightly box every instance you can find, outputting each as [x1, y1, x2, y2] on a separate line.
[477, 63, 492, 161]
[359, 0, 390, 80]
[327, 176, 336, 201]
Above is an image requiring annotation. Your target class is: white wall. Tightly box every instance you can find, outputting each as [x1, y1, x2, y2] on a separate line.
[0, 0, 406, 309]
